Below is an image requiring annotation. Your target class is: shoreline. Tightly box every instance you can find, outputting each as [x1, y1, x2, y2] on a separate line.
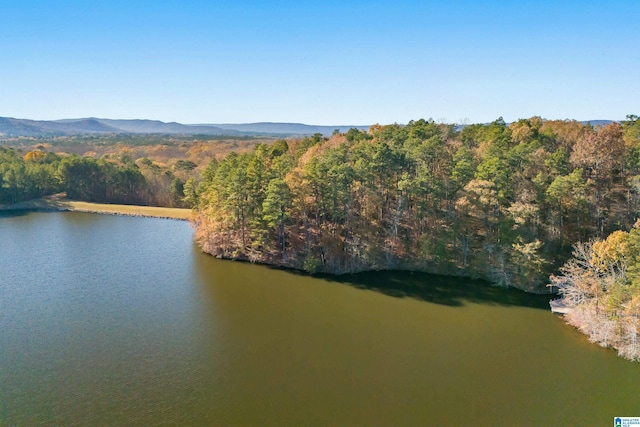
[200, 248, 556, 297]
[0, 195, 192, 221]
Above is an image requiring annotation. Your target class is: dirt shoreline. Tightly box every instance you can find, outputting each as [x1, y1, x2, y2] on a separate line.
[0, 195, 192, 221]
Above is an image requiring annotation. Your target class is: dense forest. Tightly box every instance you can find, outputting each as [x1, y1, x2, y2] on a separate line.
[0, 146, 192, 207]
[194, 116, 640, 293]
[0, 134, 269, 208]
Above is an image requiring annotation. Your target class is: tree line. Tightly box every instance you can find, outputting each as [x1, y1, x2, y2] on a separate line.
[194, 116, 640, 292]
[0, 147, 192, 207]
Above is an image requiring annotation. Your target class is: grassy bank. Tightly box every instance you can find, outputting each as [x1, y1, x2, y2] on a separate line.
[0, 194, 192, 220]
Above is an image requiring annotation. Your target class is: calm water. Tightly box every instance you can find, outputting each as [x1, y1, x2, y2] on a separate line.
[0, 211, 638, 426]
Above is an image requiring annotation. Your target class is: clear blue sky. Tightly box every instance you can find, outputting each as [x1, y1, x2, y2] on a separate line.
[1, 0, 638, 125]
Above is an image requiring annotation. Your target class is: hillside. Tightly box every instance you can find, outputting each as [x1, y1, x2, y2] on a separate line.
[0, 117, 370, 138]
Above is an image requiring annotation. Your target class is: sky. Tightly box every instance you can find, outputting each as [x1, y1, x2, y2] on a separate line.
[0, 0, 638, 125]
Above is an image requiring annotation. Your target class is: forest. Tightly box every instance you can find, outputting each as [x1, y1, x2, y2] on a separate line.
[0, 147, 192, 207]
[0, 134, 268, 208]
[193, 116, 640, 295]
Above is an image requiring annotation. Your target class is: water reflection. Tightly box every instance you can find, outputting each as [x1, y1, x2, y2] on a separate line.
[1, 211, 638, 427]
[0, 208, 30, 218]
[291, 269, 552, 309]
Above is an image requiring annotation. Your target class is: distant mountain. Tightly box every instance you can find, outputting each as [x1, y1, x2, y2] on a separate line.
[209, 122, 370, 136]
[0, 117, 121, 137]
[0, 117, 369, 138]
[54, 118, 237, 135]
[580, 120, 615, 126]
[53, 118, 122, 133]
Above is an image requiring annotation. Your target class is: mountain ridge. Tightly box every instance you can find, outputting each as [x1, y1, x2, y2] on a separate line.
[0, 117, 370, 138]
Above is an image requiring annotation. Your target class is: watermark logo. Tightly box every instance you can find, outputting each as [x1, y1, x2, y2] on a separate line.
[615, 417, 640, 427]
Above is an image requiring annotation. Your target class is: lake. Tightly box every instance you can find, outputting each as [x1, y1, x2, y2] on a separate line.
[0, 211, 638, 425]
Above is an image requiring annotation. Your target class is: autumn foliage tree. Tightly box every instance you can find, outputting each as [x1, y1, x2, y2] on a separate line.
[193, 117, 639, 290]
[551, 224, 640, 360]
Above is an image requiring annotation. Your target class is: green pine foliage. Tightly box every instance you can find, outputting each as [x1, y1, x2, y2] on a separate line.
[194, 116, 640, 291]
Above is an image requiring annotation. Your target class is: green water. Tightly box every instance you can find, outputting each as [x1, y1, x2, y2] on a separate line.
[0, 211, 638, 426]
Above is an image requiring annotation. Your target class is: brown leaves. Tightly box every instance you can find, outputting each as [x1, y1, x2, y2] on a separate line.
[23, 150, 45, 161]
[570, 123, 625, 177]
